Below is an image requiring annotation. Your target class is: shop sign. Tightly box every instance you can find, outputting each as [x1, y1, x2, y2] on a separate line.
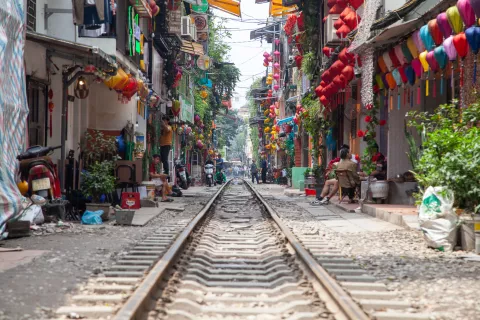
[128, 6, 143, 57]
[192, 14, 208, 42]
[180, 95, 194, 123]
[196, 55, 211, 70]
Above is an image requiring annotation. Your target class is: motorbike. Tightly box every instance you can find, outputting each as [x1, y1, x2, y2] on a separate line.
[205, 163, 215, 187]
[17, 145, 62, 200]
[174, 158, 191, 190]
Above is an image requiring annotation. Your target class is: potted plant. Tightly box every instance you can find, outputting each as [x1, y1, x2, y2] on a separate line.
[80, 160, 116, 220]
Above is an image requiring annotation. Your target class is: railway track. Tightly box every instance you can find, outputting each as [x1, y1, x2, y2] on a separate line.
[56, 179, 421, 320]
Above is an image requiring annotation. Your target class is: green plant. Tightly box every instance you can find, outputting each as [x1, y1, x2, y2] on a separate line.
[301, 52, 317, 80]
[359, 100, 382, 175]
[304, 168, 311, 178]
[407, 101, 480, 211]
[404, 120, 425, 171]
[80, 160, 116, 203]
[79, 130, 118, 168]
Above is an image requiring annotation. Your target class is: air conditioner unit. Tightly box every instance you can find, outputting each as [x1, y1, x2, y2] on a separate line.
[181, 16, 197, 41]
[325, 14, 340, 46]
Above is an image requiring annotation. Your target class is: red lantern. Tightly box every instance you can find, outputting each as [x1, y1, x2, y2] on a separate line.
[338, 48, 354, 64]
[334, 18, 344, 30]
[398, 65, 408, 83]
[343, 12, 361, 30]
[331, 60, 346, 75]
[341, 65, 354, 81]
[349, 0, 364, 10]
[327, 0, 336, 8]
[333, 75, 344, 88]
[453, 32, 469, 58]
[340, 7, 354, 20]
[379, 119, 387, 126]
[321, 69, 333, 82]
[336, 24, 351, 38]
[388, 49, 401, 68]
[315, 85, 324, 97]
[294, 55, 303, 68]
[320, 95, 329, 106]
[323, 47, 333, 57]
[330, 3, 346, 14]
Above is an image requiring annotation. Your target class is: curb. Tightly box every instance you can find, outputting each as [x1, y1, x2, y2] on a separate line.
[360, 204, 420, 230]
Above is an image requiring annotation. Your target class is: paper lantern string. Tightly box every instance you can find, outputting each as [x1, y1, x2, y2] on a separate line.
[441, 73, 444, 95]
[417, 80, 421, 105]
[451, 62, 455, 100]
[397, 92, 401, 110]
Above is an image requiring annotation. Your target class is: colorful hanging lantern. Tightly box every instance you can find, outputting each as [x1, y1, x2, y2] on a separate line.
[453, 32, 469, 58]
[457, 0, 475, 28]
[274, 84, 280, 91]
[340, 6, 354, 20]
[426, 51, 440, 73]
[470, 0, 480, 20]
[443, 36, 458, 61]
[343, 11, 361, 30]
[405, 65, 416, 85]
[437, 12, 453, 39]
[388, 49, 401, 68]
[320, 96, 329, 106]
[342, 65, 354, 82]
[428, 19, 443, 46]
[172, 100, 181, 117]
[394, 45, 407, 65]
[378, 55, 388, 73]
[336, 24, 351, 38]
[398, 65, 408, 83]
[274, 50, 280, 56]
[434, 46, 448, 94]
[385, 73, 397, 89]
[420, 25, 435, 51]
[263, 52, 270, 58]
[334, 18, 345, 30]
[375, 74, 385, 89]
[401, 42, 414, 62]
[273, 73, 280, 80]
[331, 60, 346, 75]
[406, 36, 420, 58]
[392, 68, 403, 86]
[382, 51, 394, 71]
[446, 6, 464, 35]
[419, 51, 431, 96]
[413, 30, 426, 52]
[465, 26, 480, 83]
[323, 47, 334, 57]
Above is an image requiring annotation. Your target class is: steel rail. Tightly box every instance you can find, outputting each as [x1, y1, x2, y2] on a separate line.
[113, 181, 231, 320]
[244, 180, 370, 320]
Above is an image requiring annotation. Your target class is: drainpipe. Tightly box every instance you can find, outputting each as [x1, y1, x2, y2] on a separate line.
[60, 66, 88, 191]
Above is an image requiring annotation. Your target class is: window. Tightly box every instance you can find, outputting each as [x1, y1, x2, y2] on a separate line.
[26, 0, 36, 31]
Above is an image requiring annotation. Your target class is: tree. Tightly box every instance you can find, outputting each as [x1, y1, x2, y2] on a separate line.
[216, 109, 241, 149]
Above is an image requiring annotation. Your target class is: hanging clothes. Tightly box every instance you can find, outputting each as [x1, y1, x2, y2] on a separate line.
[72, 0, 105, 25]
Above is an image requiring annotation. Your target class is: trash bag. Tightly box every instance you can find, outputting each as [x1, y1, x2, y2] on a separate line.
[418, 186, 458, 251]
[81, 210, 103, 225]
[18, 205, 44, 225]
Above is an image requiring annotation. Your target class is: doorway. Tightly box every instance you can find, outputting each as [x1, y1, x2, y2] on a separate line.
[27, 77, 48, 147]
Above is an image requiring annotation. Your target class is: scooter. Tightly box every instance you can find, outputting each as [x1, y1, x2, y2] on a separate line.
[17, 145, 62, 200]
[205, 164, 215, 187]
[174, 158, 191, 190]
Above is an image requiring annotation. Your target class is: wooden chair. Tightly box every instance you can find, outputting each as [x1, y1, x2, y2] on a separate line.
[335, 169, 360, 204]
[115, 164, 138, 194]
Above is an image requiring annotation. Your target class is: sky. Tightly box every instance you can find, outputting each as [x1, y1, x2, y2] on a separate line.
[212, 1, 273, 110]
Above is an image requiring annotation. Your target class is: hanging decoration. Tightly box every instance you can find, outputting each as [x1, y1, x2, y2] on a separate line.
[437, 12, 453, 39]
[453, 32, 469, 87]
[428, 19, 443, 46]
[434, 46, 448, 94]
[419, 51, 430, 96]
[465, 26, 480, 83]
[457, 0, 475, 28]
[444, 35, 458, 98]
[446, 6, 464, 35]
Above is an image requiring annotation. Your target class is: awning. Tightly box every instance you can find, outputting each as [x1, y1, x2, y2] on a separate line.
[180, 40, 204, 55]
[26, 31, 117, 72]
[269, 0, 297, 17]
[208, 0, 241, 17]
[367, 18, 421, 48]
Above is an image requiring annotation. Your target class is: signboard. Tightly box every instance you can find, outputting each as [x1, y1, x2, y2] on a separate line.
[196, 55, 211, 70]
[180, 95, 194, 123]
[192, 14, 208, 42]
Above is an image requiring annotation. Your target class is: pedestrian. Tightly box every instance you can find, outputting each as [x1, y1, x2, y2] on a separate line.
[216, 153, 224, 173]
[250, 159, 259, 184]
[261, 156, 267, 183]
[159, 116, 173, 176]
[149, 154, 173, 202]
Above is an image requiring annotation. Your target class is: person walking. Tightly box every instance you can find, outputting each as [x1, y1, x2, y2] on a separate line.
[159, 116, 173, 176]
[250, 160, 259, 184]
[261, 156, 267, 183]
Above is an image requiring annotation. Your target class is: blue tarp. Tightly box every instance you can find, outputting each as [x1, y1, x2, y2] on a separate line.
[276, 116, 294, 125]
